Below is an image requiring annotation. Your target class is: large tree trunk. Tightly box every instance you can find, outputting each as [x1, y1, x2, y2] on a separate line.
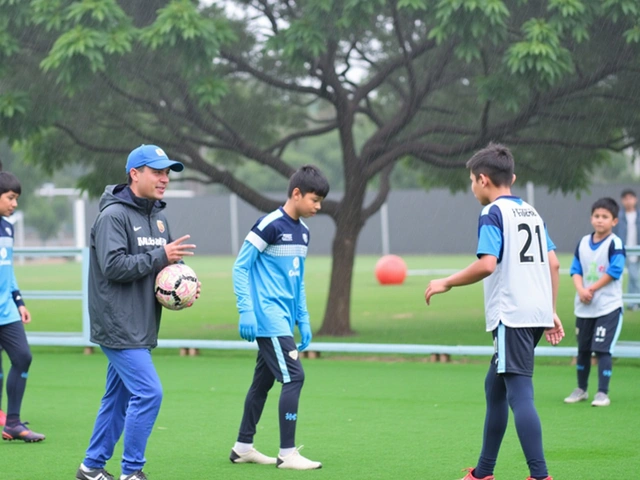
[317, 213, 364, 336]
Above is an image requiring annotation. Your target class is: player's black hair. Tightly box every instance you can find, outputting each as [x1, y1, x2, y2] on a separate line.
[287, 165, 330, 198]
[0, 172, 21, 196]
[592, 197, 619, 219]
[620, 189, 636, 198]
[466, 142, 514, 187]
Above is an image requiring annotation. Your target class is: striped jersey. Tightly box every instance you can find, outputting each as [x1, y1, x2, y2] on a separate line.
[477, 196, 555, 331]
[233, 207, 310, 337]
[570, 233, 625, 318]
[0, 217, 22, 326]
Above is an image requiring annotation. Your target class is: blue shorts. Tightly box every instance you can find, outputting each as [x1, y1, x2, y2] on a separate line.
[491, 323, 544, 376]
[576, 308, 623, 354]
[256, 336, 304, 384]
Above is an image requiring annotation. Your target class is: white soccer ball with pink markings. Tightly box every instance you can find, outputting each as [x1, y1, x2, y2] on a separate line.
[154, 264, 198, 310]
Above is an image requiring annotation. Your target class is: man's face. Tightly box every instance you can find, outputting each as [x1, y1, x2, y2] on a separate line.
[130, 166, 170, 200]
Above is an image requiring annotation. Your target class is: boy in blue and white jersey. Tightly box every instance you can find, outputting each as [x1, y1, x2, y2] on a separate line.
[0, 172, 44, 442]
[230, 165, 329, 470]
[564, 197, 625, 407]
[425, 143, 564, 480]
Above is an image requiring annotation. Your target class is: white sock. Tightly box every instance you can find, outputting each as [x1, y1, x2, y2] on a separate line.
[279, 447, 296, 457]
[233, 441, 253, 454]
[80, 464, 92, 472]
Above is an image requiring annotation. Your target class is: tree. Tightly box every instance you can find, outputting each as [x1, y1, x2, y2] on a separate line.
[25, 196, 72, 244]
[1, 0, 639, 335]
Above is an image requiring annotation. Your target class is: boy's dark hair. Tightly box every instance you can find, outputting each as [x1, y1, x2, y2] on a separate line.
[466, 142, 514, 187]
[287, 165, 330, 198]
[0, 172, 21, 196]
[592, 197, 619, 219]
[620, 189, 636, 198]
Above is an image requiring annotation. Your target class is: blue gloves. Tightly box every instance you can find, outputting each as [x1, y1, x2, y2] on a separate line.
[239, 312, 257, 342]
[298, 322, 312, 351]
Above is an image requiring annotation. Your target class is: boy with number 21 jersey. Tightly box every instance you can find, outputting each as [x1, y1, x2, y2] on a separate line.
[425, 143, 564, 480]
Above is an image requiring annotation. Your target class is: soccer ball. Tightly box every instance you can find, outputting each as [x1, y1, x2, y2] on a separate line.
[155, 264, 198, 310]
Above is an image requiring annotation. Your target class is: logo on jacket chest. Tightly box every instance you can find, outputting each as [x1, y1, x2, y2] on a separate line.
[137, 237, 167, 247]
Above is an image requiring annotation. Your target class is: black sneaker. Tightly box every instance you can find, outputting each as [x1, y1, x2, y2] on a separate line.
[76, 463, 115, 480]
[120, 471, 147, 480]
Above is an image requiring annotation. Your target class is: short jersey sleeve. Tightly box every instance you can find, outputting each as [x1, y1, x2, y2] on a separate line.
[607, 236, 626, 279]
[570, 241, 583, 276]
[477, 204, 503, 260]
[545, 225, 556, 251]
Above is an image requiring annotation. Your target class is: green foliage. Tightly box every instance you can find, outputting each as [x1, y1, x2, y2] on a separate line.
[506, 18, 574, 86]
[0, 0, 637, 197]
[429, 0, 510, 61]
[139, 0, 235, 57]
[0, 91, 28, 118]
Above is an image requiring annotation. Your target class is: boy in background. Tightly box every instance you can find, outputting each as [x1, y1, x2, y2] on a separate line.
[613, 189, 640, 310]
[425, 143, 564, 480]
[230, 165, 329, 470]
[564, 197, 624, 407]
[0, 172, 44, 442]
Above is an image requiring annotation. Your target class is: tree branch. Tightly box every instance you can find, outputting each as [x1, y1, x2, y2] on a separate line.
[220, 49, 331, 99]
[391, 0, 417, 101]
[352, 38, 437, 105]
[504, 136, 636, 152]
[365, 141, 466, 177]
[53, 123, 130, 156]
[266, 122, 339, 156]
[360, 41, 455, 164]
[255, 0, 279, 34]
[362, 164, 394, 220]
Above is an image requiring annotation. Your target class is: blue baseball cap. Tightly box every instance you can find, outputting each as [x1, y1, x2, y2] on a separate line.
[125, 145, 184, 174]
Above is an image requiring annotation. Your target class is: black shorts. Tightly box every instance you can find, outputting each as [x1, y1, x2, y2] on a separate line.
[576, 308, 623, 354]
[491, 323, 544, 376]
[255, 336, 304, 384]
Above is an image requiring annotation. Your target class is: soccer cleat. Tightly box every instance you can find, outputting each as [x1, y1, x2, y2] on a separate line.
[0, 409, 6, 426]
[230, 447, 277, 464]
[526, 477, 553, 480]
[564, 388, 588, 404]
[591, 392, 611, 407]
[120, 471, 147, 480]
[459, 467, 495, 480]
[276, 446, 322, 470]
[76, 463, 115, 480]
[2, 422, 45, 442]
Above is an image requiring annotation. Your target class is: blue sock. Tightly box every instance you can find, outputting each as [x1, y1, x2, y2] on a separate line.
[474, 363, 508, 478]
[596, 352, 612, 394]
[505, 374, 548, 479]
[576, 350, 591, 391]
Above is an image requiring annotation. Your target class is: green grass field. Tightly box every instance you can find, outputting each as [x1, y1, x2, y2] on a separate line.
[3, 254, 640, 478]
[2, 350, 640, 479]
